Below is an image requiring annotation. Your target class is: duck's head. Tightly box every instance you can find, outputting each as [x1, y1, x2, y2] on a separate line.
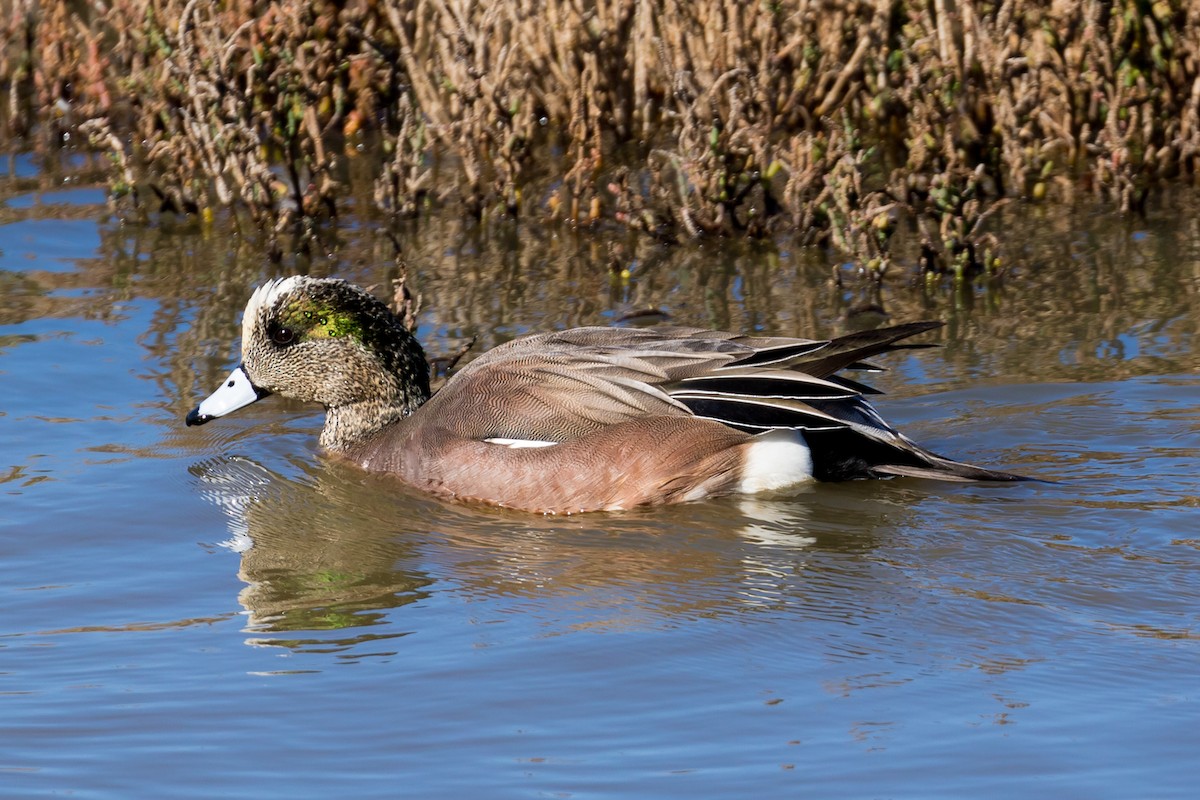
[185, 276, 430, 447]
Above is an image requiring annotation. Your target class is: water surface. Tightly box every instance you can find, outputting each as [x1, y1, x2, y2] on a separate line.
[2, 162, 1199, 798]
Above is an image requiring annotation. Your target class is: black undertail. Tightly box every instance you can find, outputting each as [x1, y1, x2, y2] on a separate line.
[800, 426, 1028, 483]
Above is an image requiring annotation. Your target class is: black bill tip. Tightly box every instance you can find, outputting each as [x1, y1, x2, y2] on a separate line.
[185, 407, 211, 427]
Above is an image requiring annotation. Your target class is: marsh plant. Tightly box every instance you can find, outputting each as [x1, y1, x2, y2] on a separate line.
[2, 0, 1198, 277]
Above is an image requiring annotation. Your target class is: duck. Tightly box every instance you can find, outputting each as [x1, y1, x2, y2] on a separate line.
[185, 276, 1026, 513]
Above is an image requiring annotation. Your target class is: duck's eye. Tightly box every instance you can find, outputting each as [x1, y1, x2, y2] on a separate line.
[271, 325, 296, 346]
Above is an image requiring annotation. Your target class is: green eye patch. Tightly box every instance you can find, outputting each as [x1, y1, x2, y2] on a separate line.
[281, 301, 364, 343]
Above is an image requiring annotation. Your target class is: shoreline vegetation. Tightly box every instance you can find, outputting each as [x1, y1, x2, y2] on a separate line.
[2, 0, 1198, 280]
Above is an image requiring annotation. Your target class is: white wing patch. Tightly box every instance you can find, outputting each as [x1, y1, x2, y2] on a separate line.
[483, 437, 559, 449]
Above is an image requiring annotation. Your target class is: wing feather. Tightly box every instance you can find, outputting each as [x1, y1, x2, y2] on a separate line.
[429, 321, 942, 448]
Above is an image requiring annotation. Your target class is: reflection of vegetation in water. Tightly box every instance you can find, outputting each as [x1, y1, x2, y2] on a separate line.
[0, 463, 53, 488]
[7, 188, 1198, 420]
[0, 332, 39, 351]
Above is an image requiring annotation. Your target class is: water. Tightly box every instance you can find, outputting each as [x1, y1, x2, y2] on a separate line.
[2, 158, 1199, 798]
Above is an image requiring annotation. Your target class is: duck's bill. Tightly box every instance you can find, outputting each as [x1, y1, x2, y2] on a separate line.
[185, 365, 270, 426]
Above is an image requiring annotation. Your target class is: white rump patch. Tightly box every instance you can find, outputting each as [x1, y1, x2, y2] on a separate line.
[483, 437, 558, 449]
[738, 429, 814, 494]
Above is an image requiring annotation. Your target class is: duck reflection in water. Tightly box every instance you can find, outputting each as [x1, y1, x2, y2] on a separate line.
[188, 453, 924, 650]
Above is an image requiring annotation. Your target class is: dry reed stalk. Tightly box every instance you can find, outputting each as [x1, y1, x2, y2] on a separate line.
[1, 0, 1198, 279]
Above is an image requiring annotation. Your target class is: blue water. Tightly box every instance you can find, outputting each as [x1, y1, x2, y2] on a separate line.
[2, 175, 1199, 798]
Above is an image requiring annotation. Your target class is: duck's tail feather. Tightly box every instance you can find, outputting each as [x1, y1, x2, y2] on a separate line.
[870, 456, 1030, 482]
[802, 426, 1030, 483]
[786, 321, 944, 378]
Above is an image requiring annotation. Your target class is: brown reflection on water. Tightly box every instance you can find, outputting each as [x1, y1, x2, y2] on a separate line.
[7, 187, 1200, 407]
[929, 199, 1200, 385]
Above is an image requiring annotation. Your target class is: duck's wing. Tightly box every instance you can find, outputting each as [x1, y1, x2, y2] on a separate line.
[422, 323, 932, 443]
[660, 323, 950, 431]
[461, 325, 828, 373]
[418, 338, 732, 443]
[667, 368, 882, 433]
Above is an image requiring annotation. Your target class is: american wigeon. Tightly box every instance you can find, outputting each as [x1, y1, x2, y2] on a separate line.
[186, 276, 1026, 513]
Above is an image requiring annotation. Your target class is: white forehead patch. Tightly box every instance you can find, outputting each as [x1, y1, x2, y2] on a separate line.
[241, 276, 304, 348]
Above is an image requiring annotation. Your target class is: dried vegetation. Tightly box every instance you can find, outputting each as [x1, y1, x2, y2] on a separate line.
[2, 0, 1199, 276]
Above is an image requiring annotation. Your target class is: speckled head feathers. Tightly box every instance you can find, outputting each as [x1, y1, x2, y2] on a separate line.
[236, 276, 432, 448]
